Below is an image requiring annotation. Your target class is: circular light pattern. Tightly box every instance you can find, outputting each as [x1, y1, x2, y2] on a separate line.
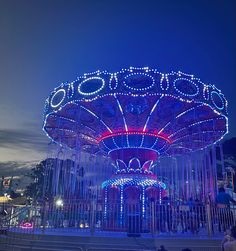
[78, 77, 105, 96]
[173, 78, 199, 97]
[211, 91, 224, 110]
[123, 73, 155, 91]
[102, 176, 166, 189]
[44, 67, 228, 154]
[50, 89, 66, 108]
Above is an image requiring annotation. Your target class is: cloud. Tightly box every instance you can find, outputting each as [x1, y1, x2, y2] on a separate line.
[0, 128, 48, 153]
[0, 123, 49, 163]
[0, 160, 38, 188]
[0, 160, 39, 176]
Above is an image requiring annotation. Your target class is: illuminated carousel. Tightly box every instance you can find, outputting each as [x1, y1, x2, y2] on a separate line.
[42, 67, 228, 232]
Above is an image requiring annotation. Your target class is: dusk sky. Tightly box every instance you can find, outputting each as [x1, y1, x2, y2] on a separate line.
[0, 0, 235, 176]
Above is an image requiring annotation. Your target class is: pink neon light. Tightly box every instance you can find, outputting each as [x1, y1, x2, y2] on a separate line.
[98, 131, 171, 143]
[19, 222, 34, 229]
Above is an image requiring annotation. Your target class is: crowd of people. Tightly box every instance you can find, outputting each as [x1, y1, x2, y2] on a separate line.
[147, 187, 236, 234]
[155, 187, 236, 251]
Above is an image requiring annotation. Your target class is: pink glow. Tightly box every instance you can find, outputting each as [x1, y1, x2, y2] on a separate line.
[19, 222, 34, 229]
[98, 131, 171, 143]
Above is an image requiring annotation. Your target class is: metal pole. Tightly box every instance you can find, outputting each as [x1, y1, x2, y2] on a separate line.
[151, 201, 155, 236]
[206, 203, 212, 237]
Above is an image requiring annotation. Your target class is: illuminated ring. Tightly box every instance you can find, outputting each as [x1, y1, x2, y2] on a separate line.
[98, 131, 171, 144]
[50, 89, 66, 108]
[102, 177, 166, 189]
[211, 91, 224, 110]
[123, 73, 155, 91]
[173, 78, 199, 97]
[78, 77, 105, 96]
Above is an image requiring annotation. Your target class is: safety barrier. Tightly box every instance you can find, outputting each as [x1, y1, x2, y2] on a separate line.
[1, 201, 235, 237]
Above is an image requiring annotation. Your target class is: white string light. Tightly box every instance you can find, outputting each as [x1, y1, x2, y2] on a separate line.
[44, 67, 228, 154]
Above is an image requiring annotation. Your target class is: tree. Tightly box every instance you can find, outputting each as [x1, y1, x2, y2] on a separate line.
[24, 160, 47, 203]
[24, 158, 85, 204]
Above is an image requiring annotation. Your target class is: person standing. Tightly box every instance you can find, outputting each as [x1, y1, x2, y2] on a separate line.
[216, 187, 236, 207]
[216, 187, 236, 232]
[222, 226, 236, 251]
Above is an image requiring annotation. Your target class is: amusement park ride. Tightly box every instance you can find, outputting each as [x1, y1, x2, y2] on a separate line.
[42, 67, 228, 231]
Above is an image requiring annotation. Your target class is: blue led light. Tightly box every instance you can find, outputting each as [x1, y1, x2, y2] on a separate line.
[173, 78, 199, 97]
[203, 85, 209, 100]
[67, 83, 74, 98]
[109, 74, 118, 90]
[123, 72, 155, 91]
[143, 94, 164, 132]
[80, 105, 113, 133]
[211, 90, 225, 110]
[44, 67, 228, 155]
[102, 176, 166, 190]
[78, 76, 105, 96]
[50, 89, 66, 108]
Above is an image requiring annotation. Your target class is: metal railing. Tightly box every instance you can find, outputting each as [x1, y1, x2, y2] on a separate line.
[1, 201, 236, 237]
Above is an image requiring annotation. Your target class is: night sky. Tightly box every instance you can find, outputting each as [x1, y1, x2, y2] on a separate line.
[0, 0, 235, 176]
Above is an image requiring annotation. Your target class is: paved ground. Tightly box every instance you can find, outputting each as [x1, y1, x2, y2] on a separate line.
[0, 228, 224, 251]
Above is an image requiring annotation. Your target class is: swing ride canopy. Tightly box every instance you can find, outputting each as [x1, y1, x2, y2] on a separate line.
[43, 67, 228, 162]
